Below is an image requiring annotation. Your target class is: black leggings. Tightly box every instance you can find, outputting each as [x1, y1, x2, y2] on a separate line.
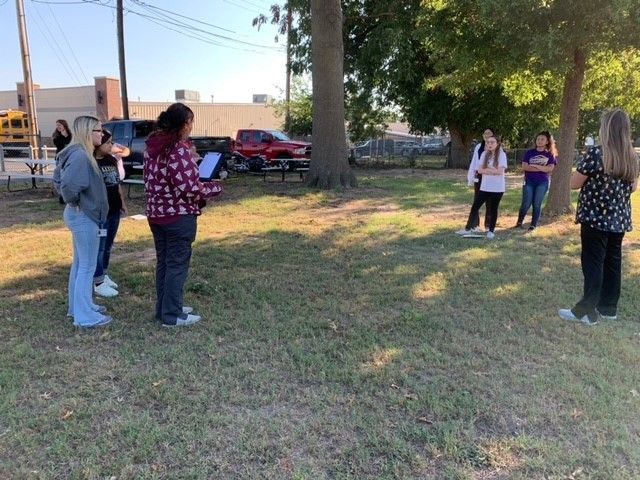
[469, 175, 492, 229]
[465, 190, 503, 233]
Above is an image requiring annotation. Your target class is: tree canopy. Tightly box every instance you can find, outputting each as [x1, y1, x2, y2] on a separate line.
[258, 1, 640, 199]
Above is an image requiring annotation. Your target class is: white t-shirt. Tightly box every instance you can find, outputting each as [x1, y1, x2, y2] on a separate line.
[479, 150, 507, 193]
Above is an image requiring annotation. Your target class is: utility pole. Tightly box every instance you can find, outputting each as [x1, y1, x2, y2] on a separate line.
[15, 0, 40, 156]
[117, 0, 129, 119]
[284, 6, 292, 134]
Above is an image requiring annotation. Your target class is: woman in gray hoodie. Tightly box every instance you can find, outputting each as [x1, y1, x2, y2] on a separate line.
[54, 116, 111, 328]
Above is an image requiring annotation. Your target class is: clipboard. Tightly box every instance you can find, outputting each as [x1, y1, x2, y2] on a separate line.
[198, 152, 224, 181]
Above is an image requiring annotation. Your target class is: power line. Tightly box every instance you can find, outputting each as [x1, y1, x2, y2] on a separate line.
[45, 2, 91, 84]
[131, 7, 275, 54]
[28, 0, 285, 53]
[222, 0, 263, 14]
[130, 0, 237, 34]
[128, 0, 283, 50]
[27, 1, 84, 85]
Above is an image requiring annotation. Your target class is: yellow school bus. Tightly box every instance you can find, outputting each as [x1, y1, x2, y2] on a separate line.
[0, 109, 30, 146]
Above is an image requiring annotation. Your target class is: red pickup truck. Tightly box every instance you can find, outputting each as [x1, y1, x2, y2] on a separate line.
[235, 129, 311, 169]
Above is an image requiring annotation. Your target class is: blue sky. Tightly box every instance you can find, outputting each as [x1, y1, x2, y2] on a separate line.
[0, 0, 287, 103]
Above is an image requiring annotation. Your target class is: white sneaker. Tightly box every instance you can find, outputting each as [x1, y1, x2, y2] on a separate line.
[558, 308, 598, 326]
[456, 228, 471, 235]
[162, 313, 201, 327]
[486, 231, 495, 239]
[182, 306, 193, 314]
[471, 227, 484, 234]
[94, 282, 118, 297]
[104, 275, 118, 289]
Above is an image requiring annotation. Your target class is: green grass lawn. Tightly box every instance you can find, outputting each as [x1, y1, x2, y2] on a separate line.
[1, 169, 639, 479]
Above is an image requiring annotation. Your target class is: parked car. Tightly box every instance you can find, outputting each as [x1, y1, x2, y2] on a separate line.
[351, 139, 397, 158]
[102, 119, 155, 177]
[421, 138, 450, 156]
[234, 129, 311, 169]
[396, 140, 420, 156]
[189, 135, 234, 178]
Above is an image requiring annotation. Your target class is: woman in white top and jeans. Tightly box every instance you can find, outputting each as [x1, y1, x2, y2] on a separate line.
[463, 135, 508, 239]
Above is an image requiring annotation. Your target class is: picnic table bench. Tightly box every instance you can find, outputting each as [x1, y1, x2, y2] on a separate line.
[0, 158, 56, 191]
[244, 158, 309, 182]
[121, 164, 144, 198]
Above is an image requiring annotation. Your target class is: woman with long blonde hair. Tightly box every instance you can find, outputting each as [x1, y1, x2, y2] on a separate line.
[559, 109, 639, 325]
[54, 116, 112, 328]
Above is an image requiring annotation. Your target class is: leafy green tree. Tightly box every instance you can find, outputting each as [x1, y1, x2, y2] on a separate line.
[421, 0, 640, 214]
[272, 77, 313, 137]
[579, 49, 640, 143]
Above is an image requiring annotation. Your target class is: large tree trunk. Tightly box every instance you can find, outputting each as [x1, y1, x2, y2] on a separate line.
[446, 124, 474, 169]
[545, 48, 587, 216]
[306, 0, 357, 188]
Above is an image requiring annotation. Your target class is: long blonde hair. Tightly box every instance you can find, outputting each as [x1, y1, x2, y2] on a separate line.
[61, 116, 101, 172]
[600, 109, 639, 182]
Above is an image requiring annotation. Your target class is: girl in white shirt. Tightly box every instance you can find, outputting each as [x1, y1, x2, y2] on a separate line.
[462, 135, 508, 239]
[458, 128, 495, 234]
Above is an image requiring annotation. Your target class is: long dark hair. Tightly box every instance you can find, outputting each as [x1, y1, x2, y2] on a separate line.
[52, 119, 70, 139]
[535, 130, 558, 157]
[151, 103, 194, 155]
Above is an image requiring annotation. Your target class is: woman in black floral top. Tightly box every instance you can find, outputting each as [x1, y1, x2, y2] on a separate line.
[559, 109, 639, 325]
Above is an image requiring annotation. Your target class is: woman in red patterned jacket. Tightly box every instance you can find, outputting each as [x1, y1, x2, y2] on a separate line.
[144, 103, 223, 327]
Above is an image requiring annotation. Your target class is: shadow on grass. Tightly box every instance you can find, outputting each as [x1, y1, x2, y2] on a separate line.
[2, 208, 640, 478]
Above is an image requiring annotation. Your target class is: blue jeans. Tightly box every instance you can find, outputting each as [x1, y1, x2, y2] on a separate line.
[517, 179, 549, 227]
[94, 211, 121, 284]
[64, 206, 108, 326]
[149, 215, 198, 325]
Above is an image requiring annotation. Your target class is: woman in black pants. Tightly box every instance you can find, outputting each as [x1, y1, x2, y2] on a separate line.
[457, 128, 495, 235]
[463, 134, 508, 239]
[144, 103, 223, 327]
[559, 109, 639, 325]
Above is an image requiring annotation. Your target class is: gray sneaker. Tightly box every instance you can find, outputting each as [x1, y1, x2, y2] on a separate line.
[155, 306, 195, 322]
[558, 308, 598, 326]
[162, 313, 201, 328]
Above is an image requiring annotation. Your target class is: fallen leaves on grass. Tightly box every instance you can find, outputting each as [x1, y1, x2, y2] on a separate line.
[152, 379, 167, 388]
[417, 415, 434, 425]
[567, 467, 584, 479]
[61, 409, 74, 420]
[571, 409, 583, 420]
